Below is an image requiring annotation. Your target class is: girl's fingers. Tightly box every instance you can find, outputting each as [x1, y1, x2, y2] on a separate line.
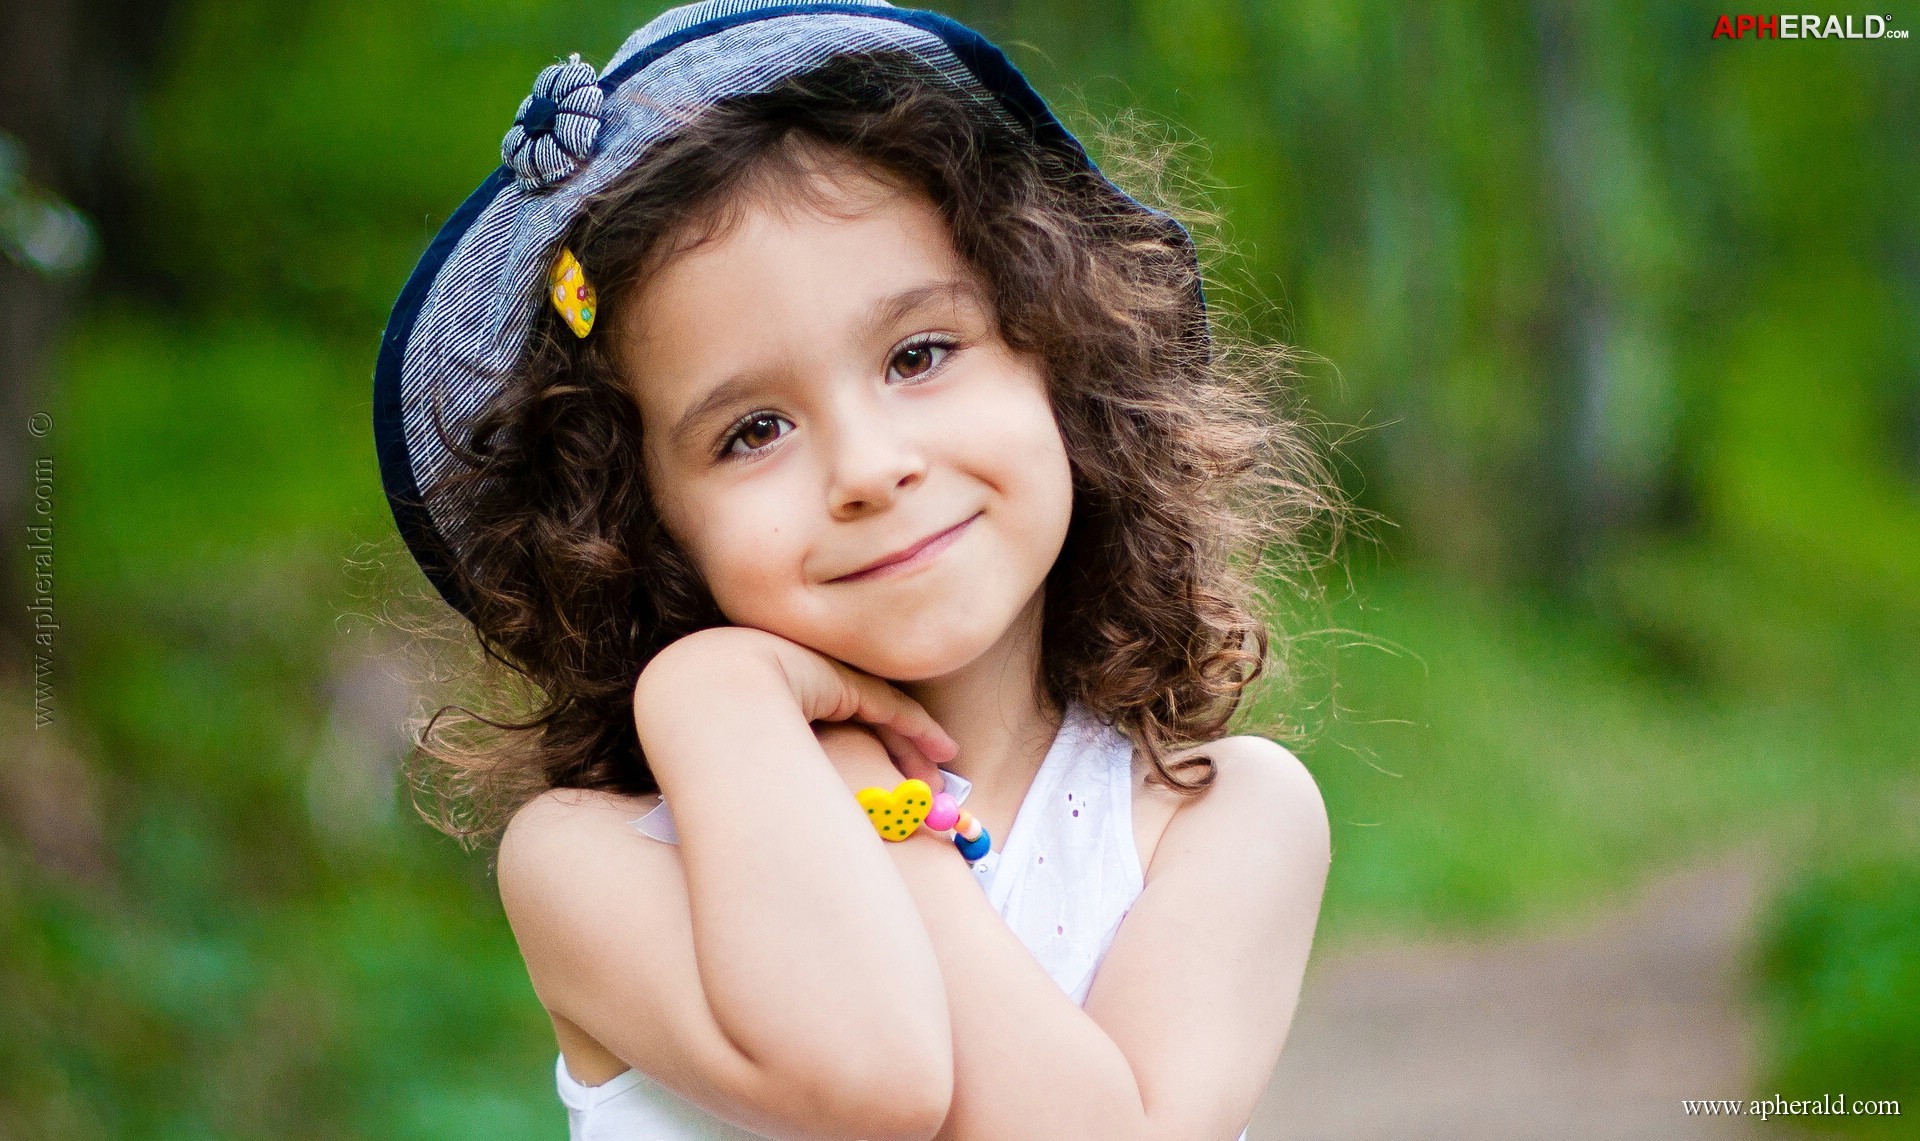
[783, 644, 957, 767]
[833, 666, 957, 768]
[874, 723, 944, 787]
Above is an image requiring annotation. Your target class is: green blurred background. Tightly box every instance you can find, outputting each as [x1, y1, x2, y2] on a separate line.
[2, 1, 1914, 1137]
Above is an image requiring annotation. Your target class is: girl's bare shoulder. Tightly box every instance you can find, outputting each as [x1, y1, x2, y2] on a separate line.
[1132, 735, 1324, 880]
[1147, 735, 1317, 802]
[510, 784, 662, 830]
[499, 785, 675, 895]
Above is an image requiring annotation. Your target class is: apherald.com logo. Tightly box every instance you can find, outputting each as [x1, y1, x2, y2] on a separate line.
[1711, 13, 1910, 37]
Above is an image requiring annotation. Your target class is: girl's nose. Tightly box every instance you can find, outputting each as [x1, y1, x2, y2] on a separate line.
[824, 395, 927, 520]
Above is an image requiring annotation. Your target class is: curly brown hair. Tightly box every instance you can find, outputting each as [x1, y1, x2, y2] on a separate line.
[392, 51, 1345, 852]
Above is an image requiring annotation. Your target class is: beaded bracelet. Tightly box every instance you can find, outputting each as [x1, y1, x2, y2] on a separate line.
[855, 779, 992, 862]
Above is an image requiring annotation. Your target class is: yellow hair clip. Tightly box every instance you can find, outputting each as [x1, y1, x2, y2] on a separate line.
[547, 246, 597, 337]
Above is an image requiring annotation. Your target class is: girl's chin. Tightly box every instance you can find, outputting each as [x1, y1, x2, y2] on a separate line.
[831, 642, 989, 685]
[813, 623, 1011, 684]
[750, 591, 1042, 682]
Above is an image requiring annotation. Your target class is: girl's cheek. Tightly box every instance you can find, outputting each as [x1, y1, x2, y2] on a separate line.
[989, 387, 1068, 464]
[642, 453, 701, 544]
[699, 495, 801, 592]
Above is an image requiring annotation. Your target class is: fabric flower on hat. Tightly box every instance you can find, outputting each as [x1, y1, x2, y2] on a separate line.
[501, 53, 605, 190]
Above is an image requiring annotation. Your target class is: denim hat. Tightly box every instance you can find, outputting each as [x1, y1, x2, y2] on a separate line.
[374, 0, 1203, 621]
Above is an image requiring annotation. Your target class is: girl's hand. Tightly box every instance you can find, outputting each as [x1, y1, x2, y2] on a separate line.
[633, 625, 956, 778]
[762, 634, 957, 785]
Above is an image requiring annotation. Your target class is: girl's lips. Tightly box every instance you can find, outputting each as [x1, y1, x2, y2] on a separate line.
[831, 513, 981, 583]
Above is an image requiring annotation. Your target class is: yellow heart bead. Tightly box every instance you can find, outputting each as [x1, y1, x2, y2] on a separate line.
[546, 246, 597, 338]
[856, 779, 934, 842]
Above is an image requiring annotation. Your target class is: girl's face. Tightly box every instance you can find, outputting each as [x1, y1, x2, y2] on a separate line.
[615, 162, 1074, 682]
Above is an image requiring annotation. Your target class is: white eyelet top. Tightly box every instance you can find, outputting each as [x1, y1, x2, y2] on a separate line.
[555, 703, 1242, 1140]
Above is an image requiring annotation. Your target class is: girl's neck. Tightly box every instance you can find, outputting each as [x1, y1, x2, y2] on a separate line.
[900, 590, 1061, 807]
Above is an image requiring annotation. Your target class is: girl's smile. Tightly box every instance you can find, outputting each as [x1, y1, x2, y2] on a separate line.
[614, 152, 1074, 683]
[827, 511, 981, 583]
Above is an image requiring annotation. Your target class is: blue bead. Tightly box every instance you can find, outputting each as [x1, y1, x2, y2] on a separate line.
[955, 829, 992, 862]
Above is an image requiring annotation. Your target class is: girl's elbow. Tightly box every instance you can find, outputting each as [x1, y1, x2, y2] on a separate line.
[806, 1035, 952, 1141]
[786, 1064, 948, 1141]
[848, 1037, 952, 1129]
[856, 1085, 951, 1141]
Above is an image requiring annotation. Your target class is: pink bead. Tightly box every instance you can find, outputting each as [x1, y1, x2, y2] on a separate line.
[925, 792, 960, 831]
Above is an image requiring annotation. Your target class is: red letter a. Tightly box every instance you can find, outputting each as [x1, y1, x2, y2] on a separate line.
[1712, 14, 1735, 38]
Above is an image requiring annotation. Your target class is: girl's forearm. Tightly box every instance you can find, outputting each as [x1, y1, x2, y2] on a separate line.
[633, 638, 952, 1112]
[882, 838, 1151, 1140]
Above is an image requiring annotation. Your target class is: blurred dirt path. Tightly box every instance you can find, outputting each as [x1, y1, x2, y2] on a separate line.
[1250, 851, 1809, 1140]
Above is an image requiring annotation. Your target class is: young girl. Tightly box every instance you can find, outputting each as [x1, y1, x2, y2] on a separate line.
[374, 2, 1336, 1137]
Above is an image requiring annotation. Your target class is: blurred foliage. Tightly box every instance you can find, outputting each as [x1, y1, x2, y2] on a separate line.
[1258, 561, 1920, 937]
[2, 0, 1914, 1136]
[1, 314, 554, 1138]
[1754, 853, 1920, 1139]
[137, 0, 675, 329]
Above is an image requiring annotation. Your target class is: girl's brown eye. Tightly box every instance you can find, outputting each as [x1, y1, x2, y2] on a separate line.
[895, 346, 934, 377]
[889, 340, 950, 381]
[727, 413, 790, 454]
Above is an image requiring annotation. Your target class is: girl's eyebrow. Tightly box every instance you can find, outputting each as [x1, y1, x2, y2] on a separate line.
[666, 277, 985, 453]
[855, 278, 985, 343]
